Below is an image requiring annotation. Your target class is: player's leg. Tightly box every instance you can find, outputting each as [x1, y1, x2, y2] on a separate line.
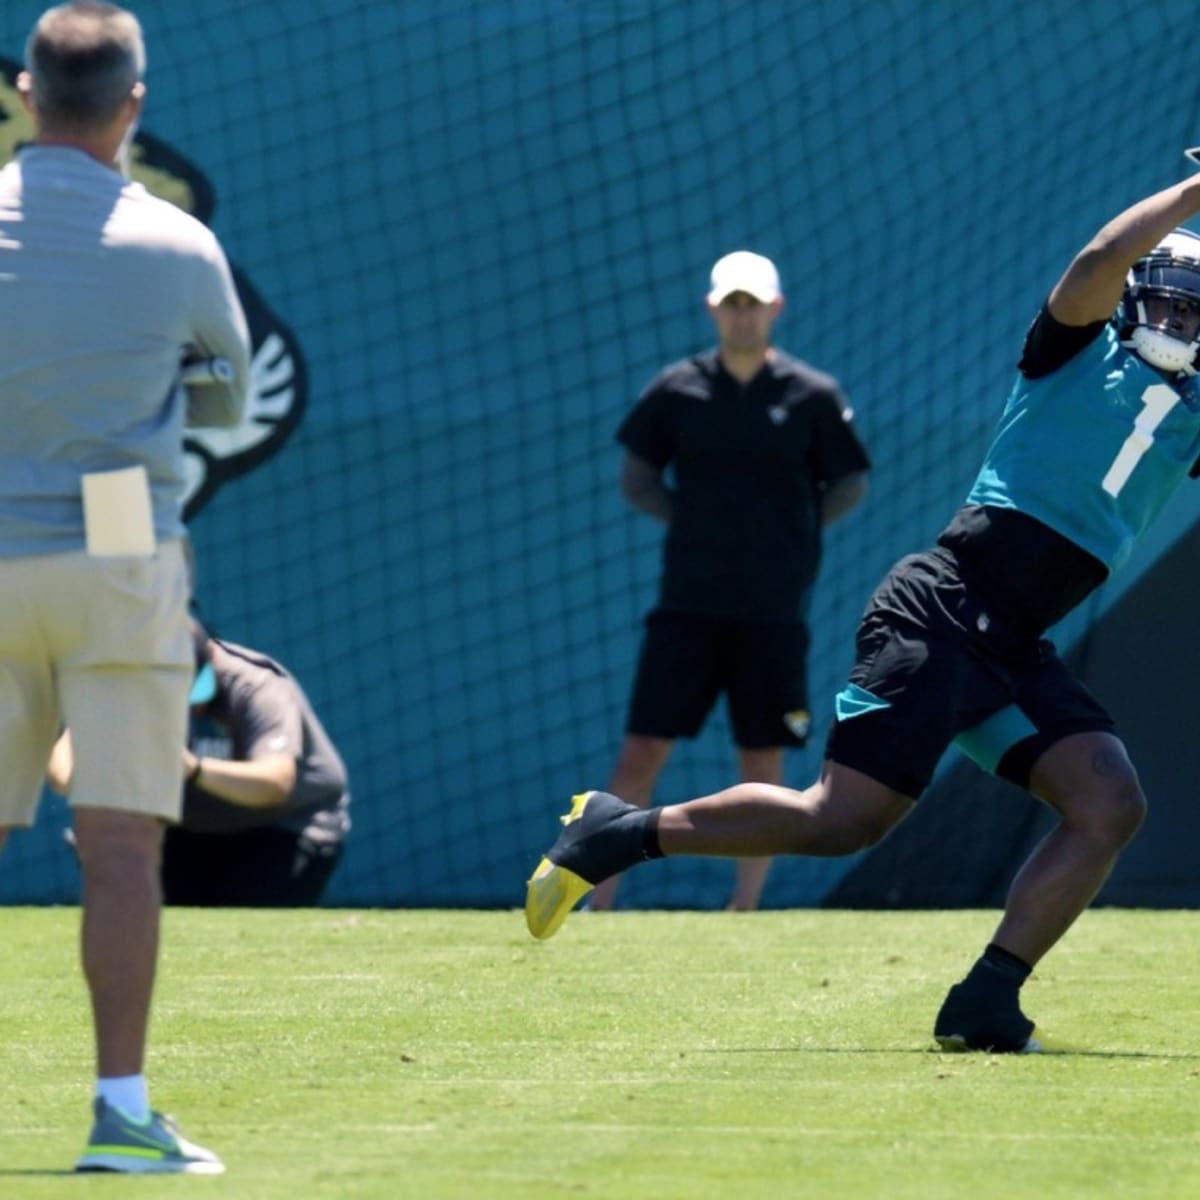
[994, 730, 1144, 965]
[525, 761, 913, 939]
[932, 729, 1141, 1053]
[655, 761, 912, 856]
[935, 654, 1138, 1052]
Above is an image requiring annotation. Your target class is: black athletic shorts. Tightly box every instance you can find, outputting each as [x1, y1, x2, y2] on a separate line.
[626, 608, 811, 749]
[824, 547, 1115, 797]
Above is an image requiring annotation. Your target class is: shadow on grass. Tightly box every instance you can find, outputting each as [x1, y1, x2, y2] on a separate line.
[697, 1045, 1200, 1060]
[0, 1169, 80, 1177]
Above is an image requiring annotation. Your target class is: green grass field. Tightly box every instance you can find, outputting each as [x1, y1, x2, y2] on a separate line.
[2, 906, 1198, 1199]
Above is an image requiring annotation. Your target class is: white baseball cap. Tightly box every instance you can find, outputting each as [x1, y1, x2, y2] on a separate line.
[707, 250, 782, 304]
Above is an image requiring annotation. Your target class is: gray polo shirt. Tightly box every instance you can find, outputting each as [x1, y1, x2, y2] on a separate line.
[185, 639, 351, 842]
[0, 145, 250, 555]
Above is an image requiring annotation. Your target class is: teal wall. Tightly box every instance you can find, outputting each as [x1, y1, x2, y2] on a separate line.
[3, 1, 1200, 908]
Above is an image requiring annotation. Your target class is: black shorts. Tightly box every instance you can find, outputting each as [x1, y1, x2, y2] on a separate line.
[824, 548, 1114, 797]
[626, 609, 811, 749]
[162, 825, 343, 907]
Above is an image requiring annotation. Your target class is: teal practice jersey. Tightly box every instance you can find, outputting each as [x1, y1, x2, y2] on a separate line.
[968, 324, 1200, 572]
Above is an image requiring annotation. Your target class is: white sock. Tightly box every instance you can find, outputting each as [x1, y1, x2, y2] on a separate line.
[96, 1074, 149, 1121]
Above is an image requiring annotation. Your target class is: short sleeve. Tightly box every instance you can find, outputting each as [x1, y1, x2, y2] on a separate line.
[807, 388, 871, 486]
[616, 376, 674, 468]
[227, 671, 304, 760]
[1018, 303, 1108, 380]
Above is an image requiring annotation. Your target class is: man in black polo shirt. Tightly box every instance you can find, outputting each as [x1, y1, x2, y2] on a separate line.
[589, 250, 870, 911]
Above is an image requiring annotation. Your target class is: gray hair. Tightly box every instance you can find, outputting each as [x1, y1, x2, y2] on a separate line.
[25, 2, 145, 131]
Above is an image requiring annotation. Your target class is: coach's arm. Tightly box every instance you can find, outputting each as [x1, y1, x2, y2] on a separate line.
[619, 450, 675, 525]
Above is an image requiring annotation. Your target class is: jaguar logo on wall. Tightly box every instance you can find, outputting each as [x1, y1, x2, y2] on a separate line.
[0, 60, 307, 520]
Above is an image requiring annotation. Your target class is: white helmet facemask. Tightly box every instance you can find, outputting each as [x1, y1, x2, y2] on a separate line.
[1125, 325, 1200, 374]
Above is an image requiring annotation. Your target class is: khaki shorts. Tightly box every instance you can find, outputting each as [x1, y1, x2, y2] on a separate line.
[0, 539, 192, 827]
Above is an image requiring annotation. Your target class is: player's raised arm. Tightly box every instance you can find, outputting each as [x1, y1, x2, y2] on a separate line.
[1049, 173, 1200, 327]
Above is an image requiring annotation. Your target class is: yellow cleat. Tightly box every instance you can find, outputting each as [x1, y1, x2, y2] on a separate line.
[524, 791, 601, 939]
[525, 789, 649, 939]
[525, 856, 593, 940]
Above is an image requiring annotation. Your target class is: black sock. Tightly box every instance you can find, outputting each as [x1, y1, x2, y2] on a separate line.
[641, 808, 664, 861]
[968, 942, 1032, 988]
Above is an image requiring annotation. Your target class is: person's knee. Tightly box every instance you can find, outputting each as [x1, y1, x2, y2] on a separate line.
[1089, 781, 1147, 847]
[1036, 735, 1147, 849]
[803, 795, 905, 855]
[73, 810, 163, 885]
[1061, 772, 1147, 849]
[610, 735, 672, 790]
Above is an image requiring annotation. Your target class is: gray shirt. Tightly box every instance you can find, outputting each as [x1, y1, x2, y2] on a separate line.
[0, 146, 250, 554]
[185, 639, 351, 842]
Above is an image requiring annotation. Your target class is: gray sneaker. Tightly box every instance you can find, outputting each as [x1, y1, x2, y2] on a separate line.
[75, 1098, 225, 1175]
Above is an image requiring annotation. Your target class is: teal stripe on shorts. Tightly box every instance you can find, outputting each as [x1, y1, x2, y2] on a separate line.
[954, 704, 1038, 775]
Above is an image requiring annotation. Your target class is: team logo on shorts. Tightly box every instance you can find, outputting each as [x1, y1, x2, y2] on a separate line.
[783, 708, 812, 739]
[0, 61, 307, 521]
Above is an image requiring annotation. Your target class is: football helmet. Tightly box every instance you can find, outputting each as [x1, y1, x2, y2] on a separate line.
[1119, 227, 1200, 374]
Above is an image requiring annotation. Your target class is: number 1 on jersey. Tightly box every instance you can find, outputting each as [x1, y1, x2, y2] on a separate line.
[1102, 383, 1179, 497]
